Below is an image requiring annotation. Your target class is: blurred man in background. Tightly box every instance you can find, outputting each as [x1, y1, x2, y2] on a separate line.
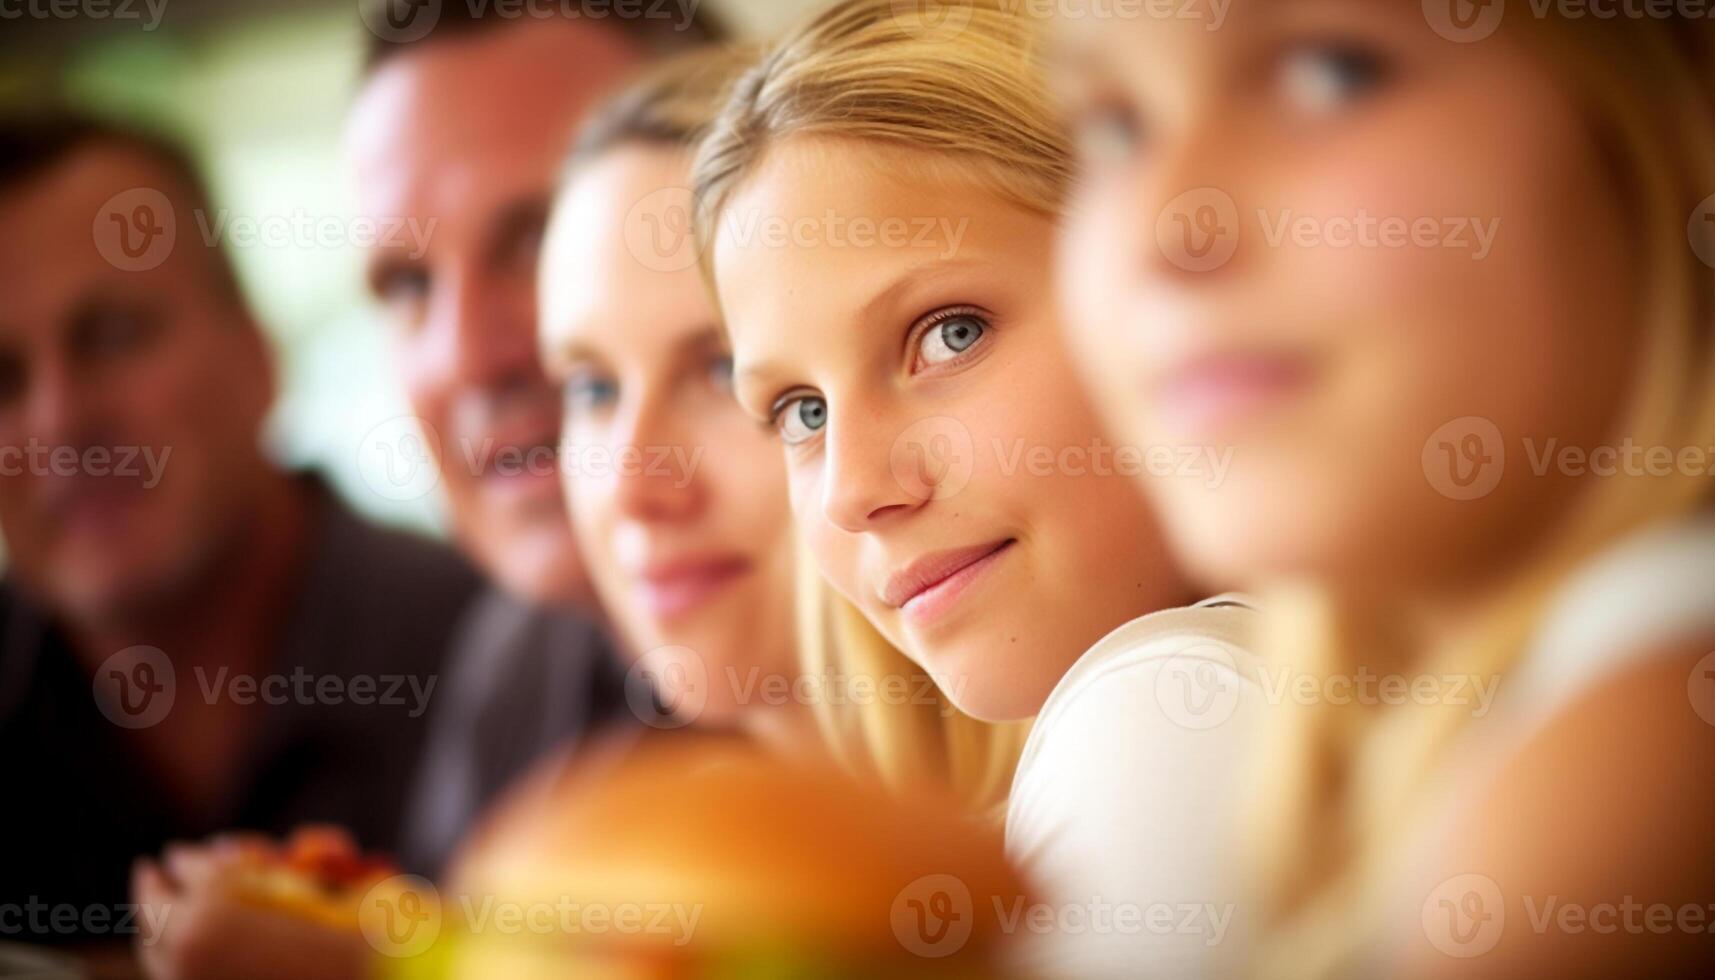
[346, 2, 725, 874]
[0, 115, 483, 946]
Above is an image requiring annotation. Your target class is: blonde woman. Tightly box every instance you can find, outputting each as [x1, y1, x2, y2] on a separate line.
[693, 2, 1266, 974]
[132, 48, 813, 980]
[1052, 3, 1715, 978]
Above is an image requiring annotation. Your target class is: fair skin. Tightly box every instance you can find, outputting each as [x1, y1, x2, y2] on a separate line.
[538, 144, 798, 731]
[1053, 1, 1715, 974]
[0, 144, 310, 820]
[346, 20, 643, 609]
[136, 22, 647, 980]
[135, 143, 809, 980]
[716, 137, 1190, 723]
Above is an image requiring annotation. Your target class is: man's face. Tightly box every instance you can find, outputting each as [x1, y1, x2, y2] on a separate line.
[0, 145, 274, 624]
[347, 22, 643, 607]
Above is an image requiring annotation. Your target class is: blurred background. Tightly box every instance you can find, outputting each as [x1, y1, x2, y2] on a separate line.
[0, 0, 820, 537]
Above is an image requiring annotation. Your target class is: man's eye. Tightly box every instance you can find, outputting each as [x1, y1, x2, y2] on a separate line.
[564, 372, 619, 415]
[76, 308, 157, 361]
[1278, 42, 1391, 114]
[913, 311, 988, 370]
[774, 395, 827, 445]
[374, 267, 430, 318]
[707, 354, 735, 393]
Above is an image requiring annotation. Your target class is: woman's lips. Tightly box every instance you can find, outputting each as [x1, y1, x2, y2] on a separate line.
[1153, 352, 1314, 439]
[636, 556, 753, 618]
[881, 538, 1016, 627]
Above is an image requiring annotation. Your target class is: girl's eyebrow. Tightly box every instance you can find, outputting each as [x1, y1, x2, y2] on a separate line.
[857, 257, 987, 325]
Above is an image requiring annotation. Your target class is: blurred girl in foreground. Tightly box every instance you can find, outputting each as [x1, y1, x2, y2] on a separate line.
[1053, 3, 1715, 977]
[694, 2, 1266, 974]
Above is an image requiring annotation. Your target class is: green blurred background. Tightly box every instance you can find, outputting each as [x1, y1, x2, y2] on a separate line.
[0, 0, 819, 536]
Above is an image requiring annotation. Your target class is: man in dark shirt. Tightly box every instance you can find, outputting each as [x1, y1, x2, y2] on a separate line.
[348, 2, 726, 877]
[0, 115, 489, 949]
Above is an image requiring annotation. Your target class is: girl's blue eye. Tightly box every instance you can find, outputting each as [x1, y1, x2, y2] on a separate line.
[708, 354, 735, 392]
[564, 372, 619, 414]
[1280, 43, 1390, 113]
[776, 395, 827, 445]
[916, 313, 987, 368]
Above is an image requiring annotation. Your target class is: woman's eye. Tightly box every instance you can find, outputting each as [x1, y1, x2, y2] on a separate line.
[914, 312, 988, 369]
[1074, 100, 1144, 167]
[1279, 43, 1390, 114]
[707, 353, 735, 393]
[563, 372, 619, 415]
[775, 395, 827, 445]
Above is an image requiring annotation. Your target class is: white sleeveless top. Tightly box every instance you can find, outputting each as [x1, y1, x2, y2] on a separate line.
[1379, 515, 1715, 969]
[1005, 597, 1266, 980]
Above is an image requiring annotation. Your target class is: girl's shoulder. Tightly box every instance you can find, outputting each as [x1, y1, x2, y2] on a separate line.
[1502, 513, 1715, 731]
[1028, 594, 1265, 734]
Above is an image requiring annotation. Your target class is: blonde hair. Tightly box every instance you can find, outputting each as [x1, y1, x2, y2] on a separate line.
[689, 0, 1067, 811]
[1249, 18, 1715, 978]
[566, 42, 758, 168]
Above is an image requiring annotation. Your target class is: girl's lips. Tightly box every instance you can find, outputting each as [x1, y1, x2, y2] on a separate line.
[637, 556, 753, 618]
[882, 538, 1016, 627]
[1153, 352, 1315, 438]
